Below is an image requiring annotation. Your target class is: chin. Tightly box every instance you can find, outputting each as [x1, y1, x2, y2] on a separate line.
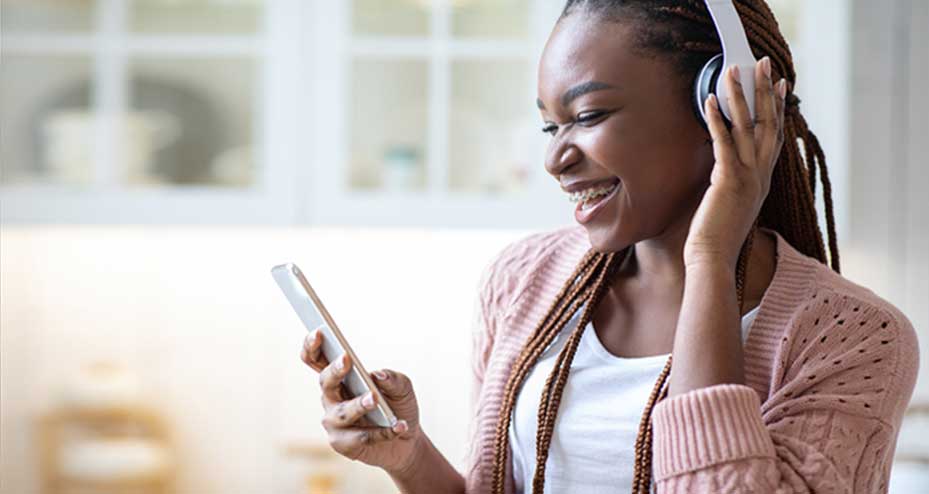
[584, 223, 631, 255]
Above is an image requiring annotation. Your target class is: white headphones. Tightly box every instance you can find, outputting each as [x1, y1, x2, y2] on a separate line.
[694, 0, 758, 128]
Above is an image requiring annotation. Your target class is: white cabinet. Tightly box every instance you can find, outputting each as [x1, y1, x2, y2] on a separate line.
[1, 0, 572, 228]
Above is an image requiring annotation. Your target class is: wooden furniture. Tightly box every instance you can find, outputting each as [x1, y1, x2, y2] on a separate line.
[284, 440, 346, 494]
[36, 405, 176, 494]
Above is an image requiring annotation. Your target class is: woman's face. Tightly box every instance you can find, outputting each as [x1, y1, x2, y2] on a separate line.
[538, 13, 715, 253]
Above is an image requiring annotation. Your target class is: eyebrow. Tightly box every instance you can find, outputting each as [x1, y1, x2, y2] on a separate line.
[536, 80, 615, 110]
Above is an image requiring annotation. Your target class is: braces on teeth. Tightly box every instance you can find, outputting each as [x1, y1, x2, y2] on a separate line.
[568, 182, 618, 205]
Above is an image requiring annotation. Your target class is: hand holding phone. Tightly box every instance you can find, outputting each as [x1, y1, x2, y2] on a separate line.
[272, 263, 423, 475]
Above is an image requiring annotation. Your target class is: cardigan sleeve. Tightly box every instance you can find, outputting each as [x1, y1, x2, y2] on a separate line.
[462, 241, 520, 479]
[650, 288, 919, 493]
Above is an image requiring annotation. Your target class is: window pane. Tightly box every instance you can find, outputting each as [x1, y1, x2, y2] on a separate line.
[449, 60, 537, 193]
[0, 55, 95, 185]
[124, 58, 256, 187]
[353, 0, 430, 37]
[0, 0, 94, 32]
[349, 59, 428, 191]
[128, 0, 263, 34]
[451, 0, 529, 39]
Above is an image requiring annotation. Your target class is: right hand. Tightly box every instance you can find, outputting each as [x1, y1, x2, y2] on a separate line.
[300, 326, 423, 477]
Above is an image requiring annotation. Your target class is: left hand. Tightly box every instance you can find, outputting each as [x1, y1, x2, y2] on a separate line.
[683, 56, 787, 272]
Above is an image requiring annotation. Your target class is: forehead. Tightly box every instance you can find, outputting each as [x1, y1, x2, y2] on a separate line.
[537, 14, 663, 106]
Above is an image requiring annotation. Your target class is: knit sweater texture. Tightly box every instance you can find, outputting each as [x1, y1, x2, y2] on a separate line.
[463, 225, 919, 493]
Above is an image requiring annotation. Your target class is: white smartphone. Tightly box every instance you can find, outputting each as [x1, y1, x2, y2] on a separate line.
[271, 262, 398, 428]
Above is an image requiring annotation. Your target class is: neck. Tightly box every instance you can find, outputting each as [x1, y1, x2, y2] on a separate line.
[608, 216, 776, 315]
[617, 204, 696, 289]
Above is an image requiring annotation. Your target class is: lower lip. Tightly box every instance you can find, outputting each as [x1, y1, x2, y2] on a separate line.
[574, 181, 621, 225]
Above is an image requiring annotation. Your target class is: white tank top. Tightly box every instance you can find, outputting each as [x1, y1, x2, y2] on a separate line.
[509, 300, 761, 493]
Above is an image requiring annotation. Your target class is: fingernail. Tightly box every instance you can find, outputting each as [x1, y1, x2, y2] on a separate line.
[730, 65, 740, 81]
[335, 354, 345, 370]
[762, 56, 771, 78]
[777, 79, 787, 98]
[341, 354, 350, 371]
[394, 420, 408, 433]
[373, 370, 388, 380]
[362, 392, 374, 408]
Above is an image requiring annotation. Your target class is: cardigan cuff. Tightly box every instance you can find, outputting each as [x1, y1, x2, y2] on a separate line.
[651, 383, 777, 481]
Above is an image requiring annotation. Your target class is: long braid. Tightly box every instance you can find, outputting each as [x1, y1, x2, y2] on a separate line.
[490, 1, 841, 493]
[533, 248, 628, 492]
[490, 249, 606, 492]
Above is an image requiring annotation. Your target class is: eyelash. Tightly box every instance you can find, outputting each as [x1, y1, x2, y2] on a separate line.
[541, 111, 607, 136]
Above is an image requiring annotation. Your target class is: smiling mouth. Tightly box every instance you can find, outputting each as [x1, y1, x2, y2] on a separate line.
[573, 178, 621, 225]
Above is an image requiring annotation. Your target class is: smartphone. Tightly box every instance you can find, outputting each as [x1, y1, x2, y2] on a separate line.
[271, 262, 398, 428]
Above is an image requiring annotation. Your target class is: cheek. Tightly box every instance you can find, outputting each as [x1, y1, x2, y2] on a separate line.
[578, 115, 684, 186]
[579, 114, 710, 213]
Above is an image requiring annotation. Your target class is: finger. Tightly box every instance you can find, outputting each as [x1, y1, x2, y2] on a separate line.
[318, 353, 352, 405]
[328, 422, 408, 459]
[753, 56, 779, 163]
[372, 369, 414, 402]
[775, 78, 787, 151]
[704, 94, 739, 168]
[300, 328, 328, 372]
[321, 391, 378, 430]
[724, 64, 757, 166]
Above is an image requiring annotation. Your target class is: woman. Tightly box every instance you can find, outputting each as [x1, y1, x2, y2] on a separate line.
[300, 1, 919, 492]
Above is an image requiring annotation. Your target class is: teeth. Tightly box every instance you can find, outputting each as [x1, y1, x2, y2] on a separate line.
[568, 181, 619, 204]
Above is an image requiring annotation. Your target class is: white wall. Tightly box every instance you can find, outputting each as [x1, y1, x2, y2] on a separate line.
[844, 0, 929, 403]
[794, 0, 928, 404]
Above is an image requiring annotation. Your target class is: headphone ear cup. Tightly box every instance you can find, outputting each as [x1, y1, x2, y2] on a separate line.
[693, 53, 724, 131]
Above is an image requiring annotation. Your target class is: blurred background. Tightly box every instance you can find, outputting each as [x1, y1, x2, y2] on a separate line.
[0, 1, 926, 493]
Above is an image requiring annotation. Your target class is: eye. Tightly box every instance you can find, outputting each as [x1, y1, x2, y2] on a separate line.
[541, 110, 611, 136]
[576, 110, 607, 126]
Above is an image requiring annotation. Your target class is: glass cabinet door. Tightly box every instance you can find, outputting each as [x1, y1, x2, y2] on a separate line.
[345, 0, 545, 197]
[128, 0, 262, 34]
[0, 0, 299, 224]
[451, 0, 530, 38]
[449, 59, 536, 194]
[0, 55, 96, 186]
[349, 59, 430, 192]
[305, 0, 567, 228]
[353, 0, 430, 37]
[1, 1, 97, 186]
[123, 57, 257, 188]
[1, 0, 96, 32]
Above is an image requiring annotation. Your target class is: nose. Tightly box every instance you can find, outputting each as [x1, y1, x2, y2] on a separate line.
[544, 138, 582, 178]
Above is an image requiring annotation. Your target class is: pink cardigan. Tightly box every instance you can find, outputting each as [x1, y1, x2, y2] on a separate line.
[463, 225, 919, 493]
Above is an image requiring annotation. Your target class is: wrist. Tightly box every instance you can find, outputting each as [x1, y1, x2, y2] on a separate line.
[386, 427, 429, 481]
[684, 257, 737, 277]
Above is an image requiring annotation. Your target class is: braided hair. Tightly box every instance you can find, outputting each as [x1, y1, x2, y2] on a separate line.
[490, 1, 841, 493]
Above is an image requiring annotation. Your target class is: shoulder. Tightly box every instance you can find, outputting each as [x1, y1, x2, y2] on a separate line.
[477, 224, 588, 321]
[774, 239, 919, 424]
[766, 227, 918, 363]
[806, 256, 919, 374]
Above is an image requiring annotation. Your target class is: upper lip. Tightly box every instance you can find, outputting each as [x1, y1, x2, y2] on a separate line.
[560, 177, 620, 193]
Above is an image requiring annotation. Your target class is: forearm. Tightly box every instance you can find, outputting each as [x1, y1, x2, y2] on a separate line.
[388, 430, 465, 494]
[667, 262, 746, 398]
